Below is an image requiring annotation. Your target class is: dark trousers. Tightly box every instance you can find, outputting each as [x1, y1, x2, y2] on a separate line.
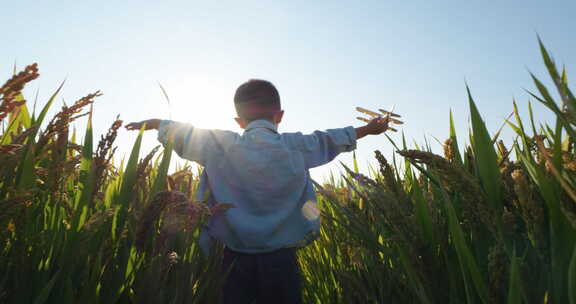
[221, 247, 302, 304]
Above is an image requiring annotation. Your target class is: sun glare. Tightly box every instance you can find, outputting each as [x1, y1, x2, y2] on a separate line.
[166, 75, 239, 132]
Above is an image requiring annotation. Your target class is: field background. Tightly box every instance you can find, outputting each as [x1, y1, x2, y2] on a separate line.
[2, 41, 576, 303]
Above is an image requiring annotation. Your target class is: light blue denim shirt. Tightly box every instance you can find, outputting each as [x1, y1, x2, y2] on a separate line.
[157, 119, 357, 254]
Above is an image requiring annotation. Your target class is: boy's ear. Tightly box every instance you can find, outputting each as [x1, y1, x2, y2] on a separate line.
[235, 117, 248, 129]
[274, 110, 284, 124]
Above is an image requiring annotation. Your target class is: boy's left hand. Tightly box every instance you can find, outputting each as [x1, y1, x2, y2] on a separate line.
[125, 119, 162, 131]
[354, 106, 403, 140]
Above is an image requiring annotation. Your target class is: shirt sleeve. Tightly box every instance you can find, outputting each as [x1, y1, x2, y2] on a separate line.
[157, 120, 238, 166]
[291, 126, 357, 169]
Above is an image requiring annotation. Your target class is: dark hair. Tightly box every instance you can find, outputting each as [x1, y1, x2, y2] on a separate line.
[234, 79, 281, 121]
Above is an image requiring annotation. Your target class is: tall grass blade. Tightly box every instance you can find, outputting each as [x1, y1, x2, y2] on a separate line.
[507, 253, 524, 304]
[569, 244, 576, 304]
[449, 110, 463, 165]
[73, 108, 95, 229]
[32, 269, 61, 304]
[446, 197, 489, 304]
[467, 86, 502, 211]
[150, 141, 173, 197]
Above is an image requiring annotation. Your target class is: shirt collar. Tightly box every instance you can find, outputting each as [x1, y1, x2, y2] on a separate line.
[244, 120, 278, 133]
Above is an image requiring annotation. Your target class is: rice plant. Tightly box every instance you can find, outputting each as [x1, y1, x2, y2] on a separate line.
[299, 38, 576, 304]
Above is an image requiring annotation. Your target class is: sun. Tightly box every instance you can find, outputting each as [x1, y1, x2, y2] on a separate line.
[164, 75, 239, 132]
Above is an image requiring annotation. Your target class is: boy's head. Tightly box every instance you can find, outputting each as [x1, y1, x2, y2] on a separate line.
[234, 79, 284, 129]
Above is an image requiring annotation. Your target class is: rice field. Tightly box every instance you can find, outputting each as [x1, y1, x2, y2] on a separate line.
[1, 40, 575, 303]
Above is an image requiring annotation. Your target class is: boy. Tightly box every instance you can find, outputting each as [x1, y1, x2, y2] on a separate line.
[126, 79, 394, 303]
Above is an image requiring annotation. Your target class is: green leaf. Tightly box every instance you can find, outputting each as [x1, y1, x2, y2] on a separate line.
[518, 140, 575, 303]
[507, 252, 525, 304]
[527, 102, 538, 137]
[1, 95, 31, 144]
[569, 244, 576, 304]
[35, 80, 65, 138]
[114, 126, 145, 235]
[529, 74, 576, 140]
[467, 86, 502, 210]
[396, 247, 433, 304]
[158, 81, 173, 120]
[15, 143, 36, 190]
[538, 37, 576, 114]
[150, 141, 173, 197]
[538, 36, 561, 83]
[18, 96, 32, 129]
[449, 110, 463, 165]
[352, 151, 359, 174]
[73, 109, 95, 230]
[446, 197, 490, 304]
[412, 181, 435, 244]
[33, 269, 61, 304]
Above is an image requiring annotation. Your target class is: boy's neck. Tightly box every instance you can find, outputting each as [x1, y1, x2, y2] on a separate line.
[247, 118, 275, 124]
[245, 119, 279, 132]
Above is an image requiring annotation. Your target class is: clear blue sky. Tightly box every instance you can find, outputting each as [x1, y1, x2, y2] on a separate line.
[2, 1, 575, 180]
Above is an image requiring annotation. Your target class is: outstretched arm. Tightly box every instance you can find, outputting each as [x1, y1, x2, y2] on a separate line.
[125, 119, 162, 131]
[289, 115, 399, 169]
[125, 118, 239, 166]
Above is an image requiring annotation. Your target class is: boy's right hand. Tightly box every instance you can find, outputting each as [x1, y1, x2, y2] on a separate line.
[125, 119, 162, 131]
